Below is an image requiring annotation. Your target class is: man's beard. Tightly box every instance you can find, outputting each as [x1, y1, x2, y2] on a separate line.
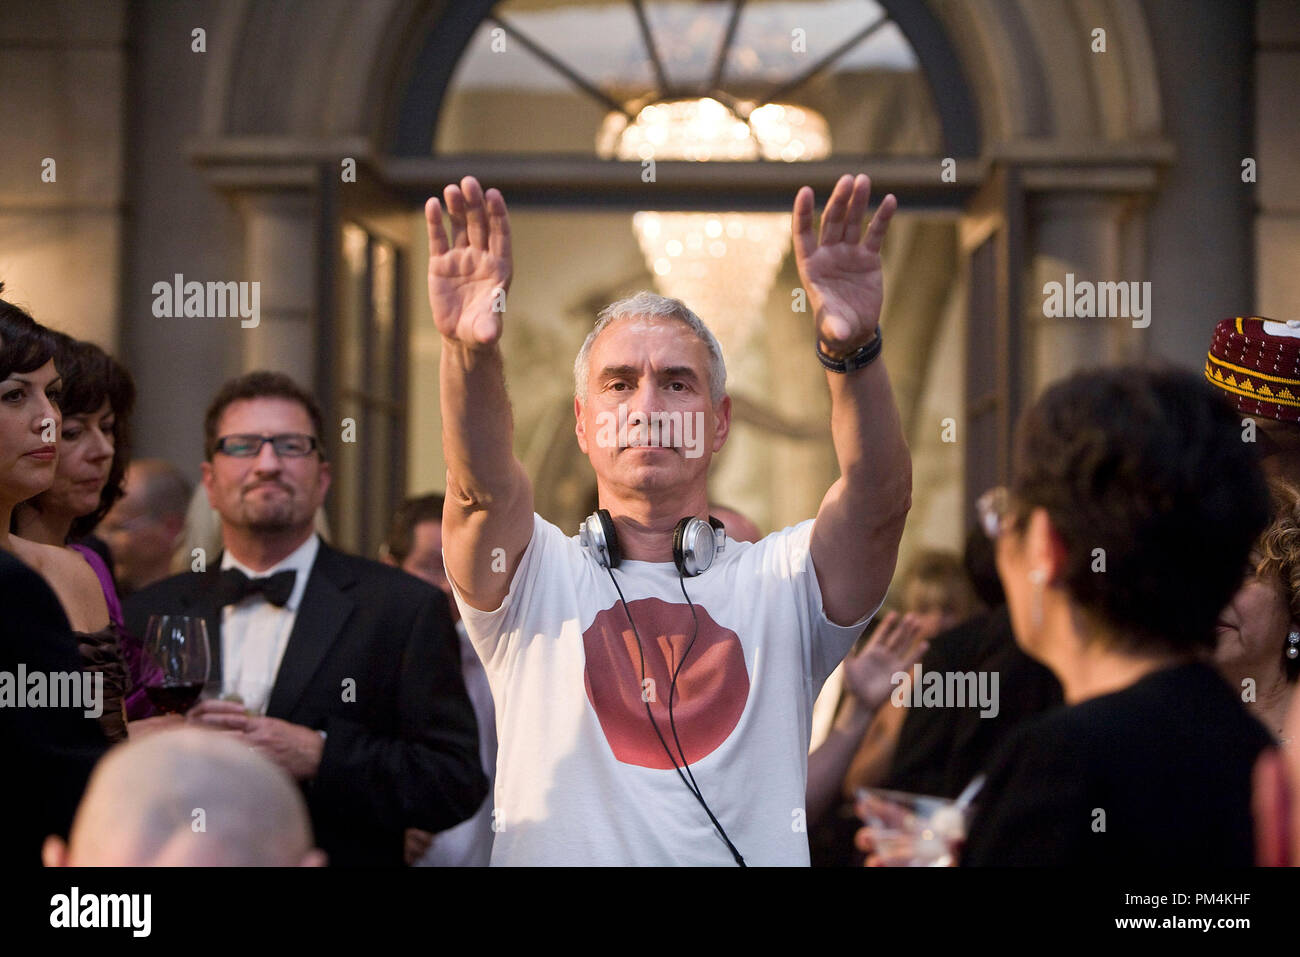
[246, 514, 298, 534]
[239, 494, 301, 534]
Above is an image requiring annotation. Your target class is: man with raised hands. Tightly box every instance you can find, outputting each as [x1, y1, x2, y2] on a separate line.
[429, 173, 913, 866]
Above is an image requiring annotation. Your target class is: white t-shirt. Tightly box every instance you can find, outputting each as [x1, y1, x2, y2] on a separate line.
[451, 513, 874, 866]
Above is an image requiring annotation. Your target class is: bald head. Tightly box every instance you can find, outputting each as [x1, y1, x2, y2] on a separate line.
[46, 729, 323, 867]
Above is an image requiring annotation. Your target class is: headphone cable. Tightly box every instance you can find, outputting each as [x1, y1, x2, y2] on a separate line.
[605, 566, 746, 866]
[668, 575, 706, 812]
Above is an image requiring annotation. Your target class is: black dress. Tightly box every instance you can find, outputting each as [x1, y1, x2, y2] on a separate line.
[0, 551, 108, 865]
[961, 661, 1273, 866]
[885, 606, 1063, 798]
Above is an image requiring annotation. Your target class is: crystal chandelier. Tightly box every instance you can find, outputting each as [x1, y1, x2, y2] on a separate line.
[597, 98, 831, 355]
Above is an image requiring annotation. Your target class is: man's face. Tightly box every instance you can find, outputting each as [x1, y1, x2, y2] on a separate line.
[574, 317, 729, 499]
[201, 397, 330, 537]
[401, 519, 447, 590]
[399, 519, 458, 622]
[101, 464, 182, 589]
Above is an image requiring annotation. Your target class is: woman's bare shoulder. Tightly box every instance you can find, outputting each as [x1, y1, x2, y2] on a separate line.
[10, 538, 109, 629]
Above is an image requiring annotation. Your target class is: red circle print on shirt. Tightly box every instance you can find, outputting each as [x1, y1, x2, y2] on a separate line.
[583, 597, 750, 769]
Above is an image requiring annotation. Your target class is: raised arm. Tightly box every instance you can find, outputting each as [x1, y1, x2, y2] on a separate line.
[428, 176, 534, 611]
[793, 174, 911, 626]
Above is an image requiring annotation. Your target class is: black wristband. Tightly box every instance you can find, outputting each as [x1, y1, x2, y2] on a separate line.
[816, 327, 883, 373]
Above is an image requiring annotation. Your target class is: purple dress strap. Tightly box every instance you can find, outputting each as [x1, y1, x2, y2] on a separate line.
[70, 543, 160, 719]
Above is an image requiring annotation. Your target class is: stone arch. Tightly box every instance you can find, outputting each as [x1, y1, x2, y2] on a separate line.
[195, 1, 1166, 163]
[189, 0, 1173, 542]
[933, 0, 1164, 145]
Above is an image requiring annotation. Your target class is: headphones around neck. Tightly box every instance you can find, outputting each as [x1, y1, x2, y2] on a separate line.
[579, 509, 726, 577]
[577, 505, 745, 865]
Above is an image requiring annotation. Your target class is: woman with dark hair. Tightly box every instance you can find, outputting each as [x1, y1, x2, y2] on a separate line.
[15, 332, 134, 544]
[1215, 477, 1300, 741]
[950, 366, 1274, 866]
[0, 285, 129, 741]
[13, 333, 159, 722]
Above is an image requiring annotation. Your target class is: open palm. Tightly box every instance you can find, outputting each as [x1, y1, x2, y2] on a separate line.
[792, 174, 897, 353]
[425, 176, 513, 346]
[842, 611, 927, 712]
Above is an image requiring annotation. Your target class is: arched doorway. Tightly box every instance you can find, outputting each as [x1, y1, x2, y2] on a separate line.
[192, 0, 1170, 557]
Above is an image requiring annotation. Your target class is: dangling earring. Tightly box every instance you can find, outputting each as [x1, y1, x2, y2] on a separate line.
[1286, 630, 1299, 661]
[1028, 568, 1047, 631]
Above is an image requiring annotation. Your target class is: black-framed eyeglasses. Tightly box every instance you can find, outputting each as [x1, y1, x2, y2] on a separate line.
[213, 433, 319, 458]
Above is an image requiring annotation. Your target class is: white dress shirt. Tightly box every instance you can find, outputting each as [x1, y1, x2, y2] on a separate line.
[416, 620, 498, 867]
[219, 534, 321, 715]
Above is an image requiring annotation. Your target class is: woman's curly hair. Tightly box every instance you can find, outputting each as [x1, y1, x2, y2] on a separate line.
[1251, 478, 1300, 681]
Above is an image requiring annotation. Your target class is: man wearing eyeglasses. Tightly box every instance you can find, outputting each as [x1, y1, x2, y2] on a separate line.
[123, 371, 486, 867]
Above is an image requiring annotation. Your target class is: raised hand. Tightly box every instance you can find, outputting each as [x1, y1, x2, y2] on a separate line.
[841, 611, 927, 712]
[792, 173, 897, 356]
[426, 176, 513, 347]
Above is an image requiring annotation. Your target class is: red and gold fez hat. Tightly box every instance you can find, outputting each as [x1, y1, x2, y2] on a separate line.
[1205, 317, 1300, 423]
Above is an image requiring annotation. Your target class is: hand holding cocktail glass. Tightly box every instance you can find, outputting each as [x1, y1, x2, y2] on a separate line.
[854, 776, 984, 866]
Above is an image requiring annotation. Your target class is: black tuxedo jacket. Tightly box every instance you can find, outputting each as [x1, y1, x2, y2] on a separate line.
[1, 550, 108, 866]
[122, 541, 486, 867]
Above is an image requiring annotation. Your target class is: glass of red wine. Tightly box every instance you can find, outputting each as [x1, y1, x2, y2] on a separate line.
[143, 615, 211, 715]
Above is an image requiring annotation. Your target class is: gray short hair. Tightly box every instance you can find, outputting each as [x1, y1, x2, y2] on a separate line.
[573, 291, 727, 404]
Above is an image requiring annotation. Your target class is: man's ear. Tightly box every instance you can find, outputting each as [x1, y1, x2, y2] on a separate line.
[162, 514, 186, 543]
[316, 457, 332, 505]
[378, 544, 397, 567]
[200, 461, 217, 509]
[574, 396, 589, 455]
[42, 835, 68, 867]
[712, 394, 731, 453]
[300, 848, 328, 867]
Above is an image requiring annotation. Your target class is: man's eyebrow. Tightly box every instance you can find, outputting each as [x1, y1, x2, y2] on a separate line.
[658, 366, 700, 381]
[597, 365, 639, 380]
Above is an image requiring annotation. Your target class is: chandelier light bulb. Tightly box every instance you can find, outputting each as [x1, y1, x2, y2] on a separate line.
[600, 98, 832, 355]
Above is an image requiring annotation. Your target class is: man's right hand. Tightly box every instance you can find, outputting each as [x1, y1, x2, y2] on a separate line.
[426, 176, 513, 347]
[429, 174, 534, 614]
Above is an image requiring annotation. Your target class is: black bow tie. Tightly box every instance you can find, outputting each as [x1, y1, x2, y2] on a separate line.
[217, 568, 296, 608]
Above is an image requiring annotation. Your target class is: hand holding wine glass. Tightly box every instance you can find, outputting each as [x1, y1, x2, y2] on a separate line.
[142, 615, 211, 715]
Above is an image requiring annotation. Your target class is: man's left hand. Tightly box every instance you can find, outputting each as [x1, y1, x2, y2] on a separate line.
[792, 173, 897, 356]
[241, 716, 325, 781]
